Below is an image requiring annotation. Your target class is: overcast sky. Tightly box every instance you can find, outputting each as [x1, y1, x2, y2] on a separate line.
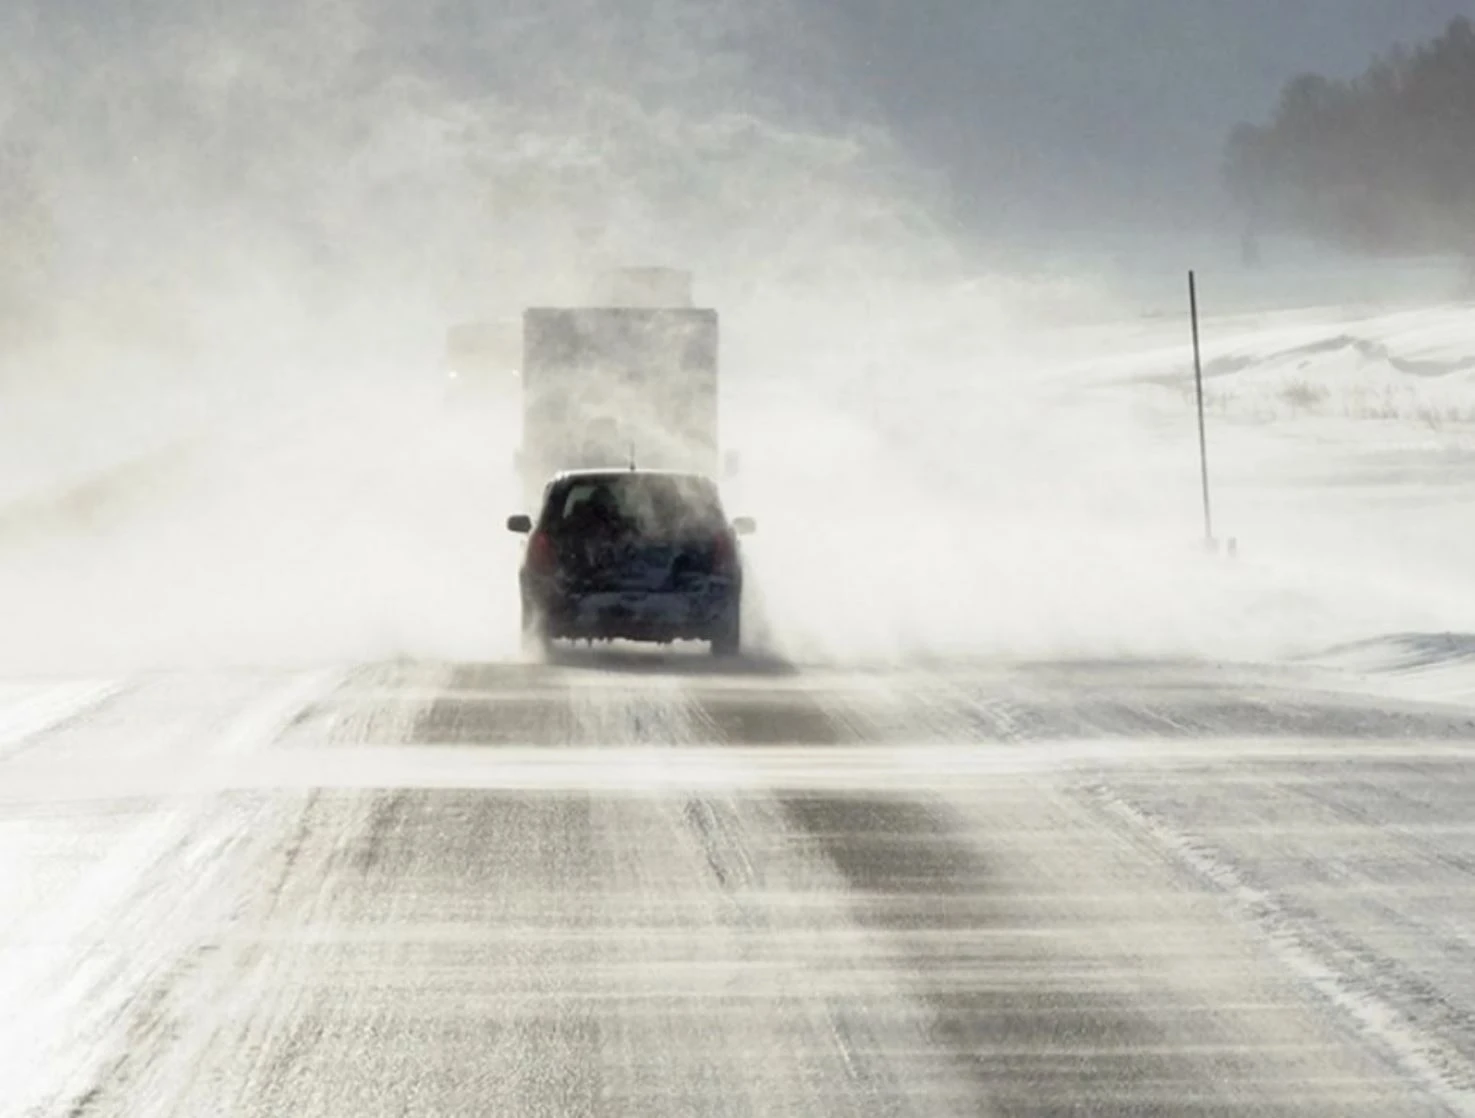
[808, 0, 1475, 235]
[10, 0, 1475, 285]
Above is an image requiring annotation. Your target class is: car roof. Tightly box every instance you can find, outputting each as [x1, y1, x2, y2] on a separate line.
[548, 468, 717, 485]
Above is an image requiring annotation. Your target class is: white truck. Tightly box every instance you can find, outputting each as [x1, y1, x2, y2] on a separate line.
[515, 268, 726, 506]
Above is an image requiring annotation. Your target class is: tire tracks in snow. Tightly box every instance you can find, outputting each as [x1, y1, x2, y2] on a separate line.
[576, 670, 942, 1115]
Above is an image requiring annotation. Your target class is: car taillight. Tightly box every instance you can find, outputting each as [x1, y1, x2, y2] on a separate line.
[713, 531, 737, 575]
[527, 531, 556, 575]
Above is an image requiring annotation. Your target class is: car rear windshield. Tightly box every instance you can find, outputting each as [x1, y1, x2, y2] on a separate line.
[545, 475, 725, 540]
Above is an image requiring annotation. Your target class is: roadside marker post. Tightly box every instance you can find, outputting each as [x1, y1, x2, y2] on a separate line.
[1189, 270, 1217, 551]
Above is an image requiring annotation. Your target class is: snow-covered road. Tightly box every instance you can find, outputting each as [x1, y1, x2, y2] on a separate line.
[4, 657, 1475, 1115]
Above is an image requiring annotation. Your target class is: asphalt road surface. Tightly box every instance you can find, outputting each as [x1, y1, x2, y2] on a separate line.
[5, 650, 1475, 1116]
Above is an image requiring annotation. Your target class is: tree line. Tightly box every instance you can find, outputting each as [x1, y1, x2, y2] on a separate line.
[1225, 17, 1475, 257]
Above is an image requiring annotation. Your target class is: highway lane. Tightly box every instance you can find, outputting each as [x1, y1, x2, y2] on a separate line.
[3, 653, 1475, 1116]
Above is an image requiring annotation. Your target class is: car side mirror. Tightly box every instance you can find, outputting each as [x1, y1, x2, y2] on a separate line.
[732, 516, 756, 537]
[506, 514, 533, 534]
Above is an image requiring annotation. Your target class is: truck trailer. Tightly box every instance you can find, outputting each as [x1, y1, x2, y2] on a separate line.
[515, 268, 722, 506]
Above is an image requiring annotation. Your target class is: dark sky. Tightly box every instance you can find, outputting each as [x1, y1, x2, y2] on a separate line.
[807, 0, 1475, 234]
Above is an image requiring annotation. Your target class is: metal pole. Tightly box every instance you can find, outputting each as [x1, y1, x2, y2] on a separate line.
[1189, 270, 1214, 545]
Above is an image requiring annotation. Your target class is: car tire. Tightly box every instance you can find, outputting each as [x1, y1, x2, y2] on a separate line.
[520, 604, 551, 656]
[709, 614, 740, 658]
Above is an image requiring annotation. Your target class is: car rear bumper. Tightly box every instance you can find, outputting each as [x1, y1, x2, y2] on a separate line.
[528, 584, 739, 643]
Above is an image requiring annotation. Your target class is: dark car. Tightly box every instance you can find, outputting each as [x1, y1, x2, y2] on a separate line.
[507, 469, 755, 656]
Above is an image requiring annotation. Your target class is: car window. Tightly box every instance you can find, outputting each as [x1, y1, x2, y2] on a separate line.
[556, 483, 612, 523]
[546, 476, 724, 539]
